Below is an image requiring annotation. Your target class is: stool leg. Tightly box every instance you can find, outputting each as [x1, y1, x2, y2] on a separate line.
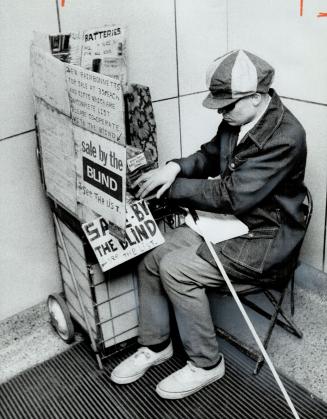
[265, 291, 302, 338]
[253, 290, 286, 375]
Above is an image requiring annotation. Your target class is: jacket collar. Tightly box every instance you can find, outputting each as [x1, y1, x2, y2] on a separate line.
[247, 89, 284, 149]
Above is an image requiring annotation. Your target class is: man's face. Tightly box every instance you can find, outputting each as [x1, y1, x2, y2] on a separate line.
[217, 95, 258, 126]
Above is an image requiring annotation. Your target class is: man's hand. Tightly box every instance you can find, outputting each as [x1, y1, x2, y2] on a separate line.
[132, 162, 181, 199]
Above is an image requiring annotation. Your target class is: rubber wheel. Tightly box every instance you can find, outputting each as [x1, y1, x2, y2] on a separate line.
[47, 293, 75, 343]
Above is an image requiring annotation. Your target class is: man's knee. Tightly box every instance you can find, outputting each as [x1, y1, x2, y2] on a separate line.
[139, 242, 172, 277]
[138, 249, 158, 278]
[159, 252, 175, 275]
[159, 254, 188, 291]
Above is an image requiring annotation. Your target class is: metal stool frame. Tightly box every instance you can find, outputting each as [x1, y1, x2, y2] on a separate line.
[215, 189, 313, 374]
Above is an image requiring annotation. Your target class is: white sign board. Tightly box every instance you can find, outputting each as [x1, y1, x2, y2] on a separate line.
[81, 26, 127, 88]
[75, 126, 126, 230]
[30, 45, 70, 116]
[82, 200, 165, 271]
[66, 64, 125, 145]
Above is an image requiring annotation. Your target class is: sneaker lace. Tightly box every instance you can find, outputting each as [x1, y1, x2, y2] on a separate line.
[134, 347, 151, 360]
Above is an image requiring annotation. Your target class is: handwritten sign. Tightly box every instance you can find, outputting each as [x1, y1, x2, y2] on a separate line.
[66, 64, 126, 145]
[82, 200, 165, 271]
[81, 26, 127, 88]
[75, 126, 126, 230]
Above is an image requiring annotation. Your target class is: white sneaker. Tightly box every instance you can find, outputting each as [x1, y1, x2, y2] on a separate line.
[110, 343, 173, 384]
[156, 355, 225, 399]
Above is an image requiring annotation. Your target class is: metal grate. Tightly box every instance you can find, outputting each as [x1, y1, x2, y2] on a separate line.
[0, 341, 326, 419]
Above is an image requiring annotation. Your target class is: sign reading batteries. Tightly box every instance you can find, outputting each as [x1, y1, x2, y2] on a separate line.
[82, 200, 165, 271]
[75, 127, 126, 231]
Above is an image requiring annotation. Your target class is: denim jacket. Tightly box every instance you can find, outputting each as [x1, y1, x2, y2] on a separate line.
[169, 90, 308, 284]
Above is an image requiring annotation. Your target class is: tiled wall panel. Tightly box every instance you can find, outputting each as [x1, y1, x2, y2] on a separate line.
[0, 0, 58, 140]
[153, 99, 181, 165]
[283, 99, 327, 270]
[59, 0, 177, 101]
[227, 0, 327, 104]
[176, 0, 228, 95]
[180, 92, 222, 157]
[0, 133, 61, 321]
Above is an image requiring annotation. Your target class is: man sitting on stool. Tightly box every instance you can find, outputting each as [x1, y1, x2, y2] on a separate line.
[110, 50, 308, 399]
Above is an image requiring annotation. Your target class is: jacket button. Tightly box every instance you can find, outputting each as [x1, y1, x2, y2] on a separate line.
[230, 162, 235, 169]
[248, 232, 254, 238]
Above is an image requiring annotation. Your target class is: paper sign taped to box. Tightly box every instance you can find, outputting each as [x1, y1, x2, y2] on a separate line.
[66, 64, 126, 145]
[82, 200, 165, 271]
[81, 25, 127, 88]
[75, 126, 126, 230]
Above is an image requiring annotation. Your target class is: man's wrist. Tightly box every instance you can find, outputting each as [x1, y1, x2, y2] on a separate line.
[166, 161, 181, 176]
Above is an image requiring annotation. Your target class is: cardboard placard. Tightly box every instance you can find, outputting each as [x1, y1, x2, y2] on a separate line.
[81, 26, 127, 88]
[75, 126, 126, 230]
[66, 64, 126, 145]
[82, 200, 165, 271]
[30, 45, 70, 115]
[35, 99, 77, 214]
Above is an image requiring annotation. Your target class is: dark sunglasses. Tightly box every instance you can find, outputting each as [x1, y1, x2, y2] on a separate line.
[217, 99, 241, 114]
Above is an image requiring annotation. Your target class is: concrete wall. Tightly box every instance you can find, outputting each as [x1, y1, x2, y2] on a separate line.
[0, 0, 326, 321]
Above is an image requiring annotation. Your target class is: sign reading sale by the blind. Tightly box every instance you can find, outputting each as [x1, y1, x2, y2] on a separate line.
[82, 200, 165, 271]
[75, 126, 126, 231]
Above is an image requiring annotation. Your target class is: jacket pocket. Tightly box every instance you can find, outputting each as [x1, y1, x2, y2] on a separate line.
[221, 228, 278, 274]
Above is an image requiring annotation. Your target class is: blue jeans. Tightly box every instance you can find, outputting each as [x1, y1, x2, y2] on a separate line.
[137, 225, 226, 368]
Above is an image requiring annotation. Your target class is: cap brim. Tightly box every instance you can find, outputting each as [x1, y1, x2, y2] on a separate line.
[202, 91, 256, 109]
[202, 93, 239, 110]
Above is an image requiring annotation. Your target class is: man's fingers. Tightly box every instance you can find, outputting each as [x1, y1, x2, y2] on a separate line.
[132, 170, 154, 188]
[136, 180, 156, 198]
[135, 181, 150, 198]
[139, 185, 154, 198]
[132, 174, 147, 188]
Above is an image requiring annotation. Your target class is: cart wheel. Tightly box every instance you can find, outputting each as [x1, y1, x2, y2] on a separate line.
[47, 293, 75, 343]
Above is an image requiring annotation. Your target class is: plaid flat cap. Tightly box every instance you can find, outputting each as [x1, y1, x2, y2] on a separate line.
[203, 50, 275, 109]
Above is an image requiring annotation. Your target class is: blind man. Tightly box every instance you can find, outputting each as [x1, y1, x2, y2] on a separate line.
[110, 50, 308, 399]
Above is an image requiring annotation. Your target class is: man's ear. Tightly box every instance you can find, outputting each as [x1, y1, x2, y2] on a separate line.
[251, 93, 262, 107]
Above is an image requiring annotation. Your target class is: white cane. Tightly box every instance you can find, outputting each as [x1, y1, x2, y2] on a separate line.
[190, 210, 301, 419]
